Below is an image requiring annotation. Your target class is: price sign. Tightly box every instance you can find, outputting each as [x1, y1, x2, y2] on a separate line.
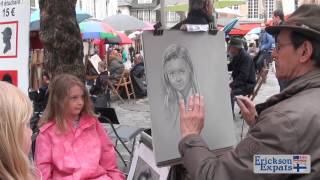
[2, 7, 16, 17]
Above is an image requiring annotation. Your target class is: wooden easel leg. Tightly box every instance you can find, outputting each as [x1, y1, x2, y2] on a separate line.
[107, 80, 125, 103]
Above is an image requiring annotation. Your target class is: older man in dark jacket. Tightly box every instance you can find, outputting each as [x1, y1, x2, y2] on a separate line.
[178, 4, 320, 180]
[228, 37, 256, 115]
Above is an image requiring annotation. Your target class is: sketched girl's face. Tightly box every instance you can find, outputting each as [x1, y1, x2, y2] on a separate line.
[165, 58, 191, 92]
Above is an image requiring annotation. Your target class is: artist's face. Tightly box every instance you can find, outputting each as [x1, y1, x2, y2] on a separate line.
[165, 58, 191, 92]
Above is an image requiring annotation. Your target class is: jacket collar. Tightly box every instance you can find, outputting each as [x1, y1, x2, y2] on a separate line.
[256, 68, 320, 114]
[185, 10, 212, 25]
[40, 113, 96, 133]
[233, 49, 245, 61]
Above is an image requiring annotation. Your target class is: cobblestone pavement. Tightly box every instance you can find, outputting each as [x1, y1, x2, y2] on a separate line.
[109, 66, 280, 172]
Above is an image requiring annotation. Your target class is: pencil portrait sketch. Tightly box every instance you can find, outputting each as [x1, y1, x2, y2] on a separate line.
[142, 31, 236, 166]
[127, 143, 169, 180]
[133, 157, 160, 180]
[162, 44, 200, 127]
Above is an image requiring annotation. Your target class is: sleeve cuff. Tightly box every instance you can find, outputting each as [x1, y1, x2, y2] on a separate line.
[179, 134, 209, 156]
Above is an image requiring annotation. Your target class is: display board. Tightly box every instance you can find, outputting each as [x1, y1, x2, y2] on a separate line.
[0, 0, 30, 93]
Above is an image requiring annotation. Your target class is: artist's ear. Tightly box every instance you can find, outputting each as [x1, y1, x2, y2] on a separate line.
[299, 40, 313, 63]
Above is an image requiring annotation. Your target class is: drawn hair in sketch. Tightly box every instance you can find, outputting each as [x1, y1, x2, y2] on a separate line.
[162, 44, 200, 127]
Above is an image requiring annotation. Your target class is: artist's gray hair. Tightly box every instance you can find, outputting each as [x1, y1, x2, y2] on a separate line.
[189, 0, 211, 12]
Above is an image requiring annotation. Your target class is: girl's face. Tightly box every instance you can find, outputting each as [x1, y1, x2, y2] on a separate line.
[65, 85, 84, 119]
[22, 120, 32, 155]
[165, 58, 191, 92]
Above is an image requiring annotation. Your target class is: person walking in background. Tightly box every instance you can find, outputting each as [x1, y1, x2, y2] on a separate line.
[35, 74, 125, 180]
[255, 23, 275, 72]
[178, 5, 320, 180]
[0, 82, 35, 180]
[121, 47, 127, 63]
[272, 9, 288, 91]
[272, 9, 284, 26]
[129, 45, 135, 63]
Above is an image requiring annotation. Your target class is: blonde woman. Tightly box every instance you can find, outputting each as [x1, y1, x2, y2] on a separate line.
[0, 81, 35, 180]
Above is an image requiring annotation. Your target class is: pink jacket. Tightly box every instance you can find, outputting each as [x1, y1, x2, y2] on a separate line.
[35, 113, 125, 180]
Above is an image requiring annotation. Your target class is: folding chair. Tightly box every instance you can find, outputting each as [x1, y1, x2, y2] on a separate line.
[95, 107, 144, 168]
[114, 70, 136, 100]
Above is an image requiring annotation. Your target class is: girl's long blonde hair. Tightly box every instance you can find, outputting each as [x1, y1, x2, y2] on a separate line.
[0, 82, 34, 180]
[40, 74, 95, 132]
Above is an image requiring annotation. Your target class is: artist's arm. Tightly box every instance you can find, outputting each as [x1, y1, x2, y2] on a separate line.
[179, 96, 296, 180]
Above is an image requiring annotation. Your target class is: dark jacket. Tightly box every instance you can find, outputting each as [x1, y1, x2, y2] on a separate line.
[130, 62, 147, 98]
[228, 49, 256, 94]
[171, 10, 213, 30]
[179, 69, 320, 180]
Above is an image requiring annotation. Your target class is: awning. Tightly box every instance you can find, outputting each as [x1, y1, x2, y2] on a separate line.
[229, 23, 261, 36]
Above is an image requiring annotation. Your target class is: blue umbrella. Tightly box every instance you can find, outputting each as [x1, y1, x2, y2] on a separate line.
[30, 9, 91, 31]
[223, 18, 239, 35]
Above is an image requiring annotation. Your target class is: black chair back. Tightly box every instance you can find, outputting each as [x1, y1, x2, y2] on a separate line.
[95, 107, 119, 124]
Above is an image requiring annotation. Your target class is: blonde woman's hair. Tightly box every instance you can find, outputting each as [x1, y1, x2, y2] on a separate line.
[40, 74, 95, 132]
[0, 81, 34, 180]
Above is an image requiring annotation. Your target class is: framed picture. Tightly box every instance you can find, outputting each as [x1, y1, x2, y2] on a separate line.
[127, 143, 169, 180]
[0, 70, 18, 86]
[0, 21, 18, 58]
[89, 54, 102, 74]
[142, 30, 236, 166]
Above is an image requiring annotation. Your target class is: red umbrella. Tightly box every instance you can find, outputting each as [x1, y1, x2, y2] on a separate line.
[116, 32, 133, 44]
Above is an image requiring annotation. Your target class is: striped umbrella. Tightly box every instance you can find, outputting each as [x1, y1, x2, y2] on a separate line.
[79, 20, 116, 39]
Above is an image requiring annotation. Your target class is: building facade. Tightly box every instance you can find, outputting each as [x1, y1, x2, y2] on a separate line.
[30, 0, 118, 20]
[76, 0, 118, 20]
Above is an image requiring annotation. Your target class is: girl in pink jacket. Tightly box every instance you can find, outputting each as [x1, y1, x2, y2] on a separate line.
[35, 74, 125, 180]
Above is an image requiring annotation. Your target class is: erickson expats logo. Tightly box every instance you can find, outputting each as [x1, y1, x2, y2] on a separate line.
[254, 155, 310, 174]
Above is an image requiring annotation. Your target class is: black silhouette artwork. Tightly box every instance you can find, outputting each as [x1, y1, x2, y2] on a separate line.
[2, 27, 12, 54]
[2, 73, 13, 84]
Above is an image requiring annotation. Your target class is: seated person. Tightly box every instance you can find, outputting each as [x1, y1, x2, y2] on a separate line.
[228, 37, 256, 115]
[130, 53, 147, 98]
[35, 74, 125, 180]
[90, 60, 109, 95]
[108, 50, 124, 85]
[37, 71, 50, 112]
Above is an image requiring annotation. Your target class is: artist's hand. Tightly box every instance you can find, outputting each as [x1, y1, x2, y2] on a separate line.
[180, 95, 205, 138]
[236, 95, 257, 126]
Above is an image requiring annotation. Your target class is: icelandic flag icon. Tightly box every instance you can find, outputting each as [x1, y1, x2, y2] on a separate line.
[293, 155, 310, 173]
